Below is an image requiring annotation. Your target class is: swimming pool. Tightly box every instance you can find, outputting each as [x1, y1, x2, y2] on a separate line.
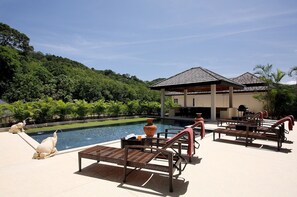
[28, 119, 194, 151]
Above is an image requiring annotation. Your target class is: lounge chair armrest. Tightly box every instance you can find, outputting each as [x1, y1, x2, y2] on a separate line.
[157, 131, 182, 139]
[158, 131, 181, 135]
[124, 145, 175, 156]
[142, 136, 184, 144]
[151, 137, 185, 146]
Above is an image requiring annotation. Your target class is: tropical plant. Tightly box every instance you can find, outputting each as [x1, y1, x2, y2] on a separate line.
[30, 97, 56, 123]
[73, 100, 91, 119]
[92, 99, 106, 117]
[288, 66, 297, 77]
[253, 64, 295, 118]
[0, 98, 163, 124]
[105, 101, 127, 117]
[53, 100, 74, 120]
[126, 100, 140, 115]
[8, 100, 31, 122]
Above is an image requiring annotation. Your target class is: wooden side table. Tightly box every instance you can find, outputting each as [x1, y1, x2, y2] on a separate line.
[121, 138, 144, 148]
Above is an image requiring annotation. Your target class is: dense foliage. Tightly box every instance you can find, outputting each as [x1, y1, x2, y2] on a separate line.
[0, 97, 177, 124]
[0, 23, 33, 53]
[0, 23, 160, 103]
[253, 64, 297, 118]
[0, 23, 181, 125]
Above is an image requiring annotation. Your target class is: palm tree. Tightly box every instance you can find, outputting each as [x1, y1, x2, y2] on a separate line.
[253, 64, 273, 84]
[288, 66, 297, 77]
[271, 69, 286, 84]
[288, 66, 297, 94]
[253, 64, 286, 85]
[253, 64, 287, 117]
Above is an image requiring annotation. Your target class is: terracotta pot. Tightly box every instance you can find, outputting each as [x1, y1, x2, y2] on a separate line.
[143, 118, 157, 137]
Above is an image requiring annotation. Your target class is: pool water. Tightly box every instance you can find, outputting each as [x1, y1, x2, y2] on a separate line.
[28, 119, 194, 151]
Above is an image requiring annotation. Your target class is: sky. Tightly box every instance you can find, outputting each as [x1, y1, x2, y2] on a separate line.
[1, 0, 297, 83]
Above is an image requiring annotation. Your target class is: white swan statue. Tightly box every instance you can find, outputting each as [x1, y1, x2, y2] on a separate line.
[9, 120, 26, 134]
[33, 131, 58, 159]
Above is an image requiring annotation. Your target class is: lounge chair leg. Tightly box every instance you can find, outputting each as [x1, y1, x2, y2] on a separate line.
[78, 155, 81, 171]
[123, 169, 127, 183]
[123, 147, 128, 183]
[169, 154, 173, 192]
[169, 170, 173, 192]
[277, 140, 281, 151]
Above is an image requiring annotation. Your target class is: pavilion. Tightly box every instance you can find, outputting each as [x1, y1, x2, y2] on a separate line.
[150, 67, 244, 120]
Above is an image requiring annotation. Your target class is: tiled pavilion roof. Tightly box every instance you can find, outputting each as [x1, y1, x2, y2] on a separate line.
[151, 67, 244, 92]
[231, 72, 265, 86]
[230, 72, 267, 92]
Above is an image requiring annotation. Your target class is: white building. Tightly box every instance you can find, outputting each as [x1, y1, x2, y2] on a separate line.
[151, 67, 267, 120]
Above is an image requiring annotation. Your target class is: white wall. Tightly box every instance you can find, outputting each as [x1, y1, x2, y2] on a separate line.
[172, 92, 264, 113]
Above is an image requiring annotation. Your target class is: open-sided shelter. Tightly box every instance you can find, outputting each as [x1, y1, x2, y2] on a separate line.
[151, 67, 244, 120]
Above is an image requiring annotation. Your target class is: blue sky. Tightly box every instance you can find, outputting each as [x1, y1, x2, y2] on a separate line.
[1, 0, 297, 83]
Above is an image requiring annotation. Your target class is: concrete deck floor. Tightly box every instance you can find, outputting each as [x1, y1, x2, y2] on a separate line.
[0, 122, 297, 197]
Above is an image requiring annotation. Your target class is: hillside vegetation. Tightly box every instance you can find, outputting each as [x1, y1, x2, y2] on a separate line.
[0, 22, 162, 103]
[0, 23, 178, 125]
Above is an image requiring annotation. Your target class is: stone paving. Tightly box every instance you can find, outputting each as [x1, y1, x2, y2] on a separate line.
[0, 121, 296, 197]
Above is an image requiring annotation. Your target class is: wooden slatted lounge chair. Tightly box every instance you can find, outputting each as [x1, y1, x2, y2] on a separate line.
[218, 111, 266, 127]
[256, 115, 294, 142]
[213, 127, 282, 150]
[78, 127, 194, 192]
[213, 116, 294, 151]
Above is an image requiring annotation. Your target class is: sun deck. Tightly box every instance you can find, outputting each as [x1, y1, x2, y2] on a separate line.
[0, 121, 297, 196]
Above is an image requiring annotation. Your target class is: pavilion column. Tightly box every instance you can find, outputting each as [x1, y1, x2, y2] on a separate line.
[211, 84, 216, 121]
[229, 86, 233, 108]
[160, 88, 165, 118]
[184, 89, 188, 107]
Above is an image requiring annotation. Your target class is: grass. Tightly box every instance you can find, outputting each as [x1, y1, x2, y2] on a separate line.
[25, 117, 148, 133]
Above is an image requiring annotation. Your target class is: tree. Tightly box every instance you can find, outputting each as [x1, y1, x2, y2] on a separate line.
[73, 79, 102, 102]
[0, 23, 162, 104]
[3, 72, 44, 102]
[53, 100, 73, 120]
[0, 23, 33, 53]
[31, 97, 56, 123]
[253, 64, 289, 117]
[73, 100, 91, 119]
[0, 46, 21, 96]
[126, 100, 140, 115]
[8, 100, 31, 122]
[106, 101, 127, 116]
[253, 64, 272, 81]
[288, 66, 297, 77]
[92, 99, 106, 117]
[51, 75, 75, 101]
[273, 86, 295, 118]
[271, 69, 286, 84]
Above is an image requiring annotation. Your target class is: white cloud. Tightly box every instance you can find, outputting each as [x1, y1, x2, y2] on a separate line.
[283, 80, 296, 85]
[35, 42, 79, 53]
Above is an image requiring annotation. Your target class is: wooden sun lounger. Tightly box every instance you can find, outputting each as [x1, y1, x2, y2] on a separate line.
[224, 115, 293, 143]
[78, 145, 182, 192]
[217, 112, 265, 127]
[78, 127, 194, 192]
[213, 128, 282, 151]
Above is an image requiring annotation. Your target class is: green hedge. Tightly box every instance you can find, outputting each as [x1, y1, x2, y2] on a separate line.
[0, 97, 177, 124]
